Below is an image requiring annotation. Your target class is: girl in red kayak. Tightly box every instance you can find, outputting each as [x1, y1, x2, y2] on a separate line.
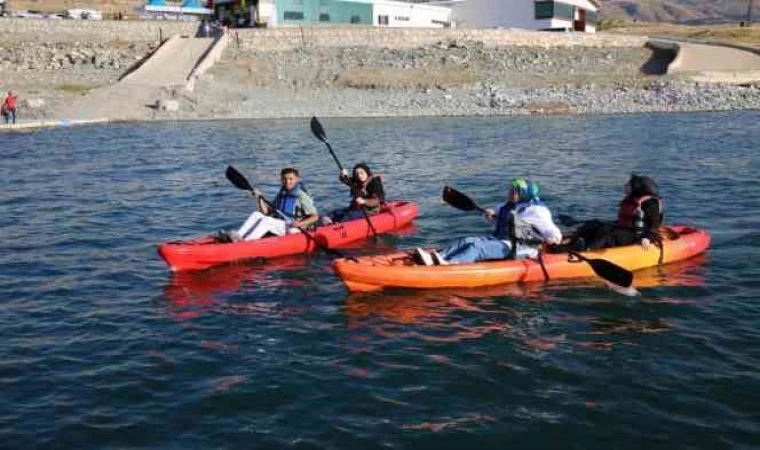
[322, 162, 385, 225]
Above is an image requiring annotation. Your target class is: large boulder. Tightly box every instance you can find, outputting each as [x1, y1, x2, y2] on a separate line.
[155, 99, 179, 112]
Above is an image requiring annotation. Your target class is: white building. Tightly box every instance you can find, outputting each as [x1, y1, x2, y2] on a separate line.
[449, 0, 599, 32]
[368, 0, 453, 28]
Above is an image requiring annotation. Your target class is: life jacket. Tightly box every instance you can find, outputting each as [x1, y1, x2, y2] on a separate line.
[493, 200, 545, 242]
[617, 195, 663, 228]
[351, 174, 383, 212]
[275, 182, 309, 220]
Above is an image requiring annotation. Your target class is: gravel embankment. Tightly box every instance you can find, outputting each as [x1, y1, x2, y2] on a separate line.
[1, 34, 759, 121]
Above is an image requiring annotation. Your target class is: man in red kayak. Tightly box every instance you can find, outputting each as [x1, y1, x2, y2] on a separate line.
[223, 167, 318, 242]
[322, 162, 385, 224]
[414, 178, 562, 265]
[566, 174, 663, 251]
[1, 90, 17, 124]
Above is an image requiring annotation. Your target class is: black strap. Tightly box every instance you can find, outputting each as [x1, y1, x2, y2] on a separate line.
[537, 246, 550, 281]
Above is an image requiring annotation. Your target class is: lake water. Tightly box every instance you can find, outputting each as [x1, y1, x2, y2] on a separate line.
[2, 112, 759, 449]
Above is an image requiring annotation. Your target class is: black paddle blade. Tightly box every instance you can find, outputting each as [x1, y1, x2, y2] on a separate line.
[310, 116, 327, 142]
[442, 186, 480, 212]
[225, 165, 253, 192]
[584, 257, 634, 289]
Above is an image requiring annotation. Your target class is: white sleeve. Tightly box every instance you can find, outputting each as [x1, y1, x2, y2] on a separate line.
[520, 206, 562, 241]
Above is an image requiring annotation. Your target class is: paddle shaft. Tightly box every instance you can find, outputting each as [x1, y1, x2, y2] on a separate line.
[310, 116, 378, 239]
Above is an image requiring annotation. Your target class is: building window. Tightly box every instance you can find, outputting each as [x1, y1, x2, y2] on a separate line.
[394, 15, 409, 21]
[535, 1, 575, 20]
[535, 1, 553, 19]
[554, 2, 575, 20]
[350, 14, 361, 24]
[284, 11, 304, 20]
[319, 13, 330, 21]
[378, 15, 389, 25]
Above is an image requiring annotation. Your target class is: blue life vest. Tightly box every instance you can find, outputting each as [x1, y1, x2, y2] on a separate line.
[275, 182, 308, 219]
[492, 199, 544, 240]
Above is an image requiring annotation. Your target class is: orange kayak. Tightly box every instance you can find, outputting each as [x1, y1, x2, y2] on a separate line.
[332, 226, 711, 292]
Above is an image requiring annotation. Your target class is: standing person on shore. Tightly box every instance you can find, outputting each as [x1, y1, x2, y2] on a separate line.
[1, 90, 17, 124]
[322, 163, 385, 225]
[219, 167, 319, 242]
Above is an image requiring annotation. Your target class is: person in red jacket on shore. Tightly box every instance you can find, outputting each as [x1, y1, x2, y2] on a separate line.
[2, 91, 17, 124]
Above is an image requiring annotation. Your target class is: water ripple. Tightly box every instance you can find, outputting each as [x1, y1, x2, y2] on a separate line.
[1, 113, 759, 448]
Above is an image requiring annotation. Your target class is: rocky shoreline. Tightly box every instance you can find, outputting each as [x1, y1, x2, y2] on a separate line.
[0, 23, 759, 122]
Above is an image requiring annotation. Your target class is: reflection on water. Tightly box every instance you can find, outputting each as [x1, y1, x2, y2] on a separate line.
[164, 255, 313, 320]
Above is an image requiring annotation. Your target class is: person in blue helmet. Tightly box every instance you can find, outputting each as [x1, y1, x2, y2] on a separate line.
[414, 178, 562, 266]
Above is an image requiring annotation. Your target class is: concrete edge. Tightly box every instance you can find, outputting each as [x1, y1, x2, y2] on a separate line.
[120, 34, 182, 84]
[118, 35, 175, 83]
[0, 118, 110, 132]
[185, 33, 230, 92]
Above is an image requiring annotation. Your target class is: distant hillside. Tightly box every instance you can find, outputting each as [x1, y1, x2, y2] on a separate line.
[598, 0, 754, 23]
[7, 0, 756, 24]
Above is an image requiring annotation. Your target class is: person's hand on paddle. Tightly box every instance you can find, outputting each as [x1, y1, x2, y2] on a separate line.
[641, 238, 652, 251]
[484, 208, 496, 219]
[251, 188, 263, 198]
[354, 197, 366, 206]
[340, 168, 349, 178]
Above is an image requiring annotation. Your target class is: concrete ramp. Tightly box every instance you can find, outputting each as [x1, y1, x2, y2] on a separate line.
[121, 35, 215, 87]
[643, 39, 760, 83]
[51, 34, 223, 121]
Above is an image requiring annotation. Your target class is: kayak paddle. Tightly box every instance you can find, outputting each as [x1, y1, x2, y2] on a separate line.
[442, 185, 638, 295]
[224, 165, 347, 259]
[310, 116, 379, 240]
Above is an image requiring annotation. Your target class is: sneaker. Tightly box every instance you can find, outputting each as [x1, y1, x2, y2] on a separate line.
[214, 230, 233, 243]
[214, 229, 242, 243]
[413, 248, 434, 266]
[431, 251, 448, 265]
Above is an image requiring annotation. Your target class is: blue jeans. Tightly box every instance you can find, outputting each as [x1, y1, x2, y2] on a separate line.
[439, 236, 538, 264]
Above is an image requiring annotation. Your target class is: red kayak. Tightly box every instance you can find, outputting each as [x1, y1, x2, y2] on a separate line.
[158, 201, 419, 271]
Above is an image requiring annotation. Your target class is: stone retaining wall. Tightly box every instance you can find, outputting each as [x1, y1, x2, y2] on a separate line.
[0, 18, 196, 43]
[0, 19, 647, 49]
[232, 27, 648, 52]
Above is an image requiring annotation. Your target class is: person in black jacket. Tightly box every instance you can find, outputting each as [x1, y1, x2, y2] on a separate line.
[568, 174, 664, 251]
[322, 162, 385, 225]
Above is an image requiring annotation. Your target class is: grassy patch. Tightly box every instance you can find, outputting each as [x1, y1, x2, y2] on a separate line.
[335, 68, 480, 90]
[607, 22, 760, 47]
[56, 83, 94, 94]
